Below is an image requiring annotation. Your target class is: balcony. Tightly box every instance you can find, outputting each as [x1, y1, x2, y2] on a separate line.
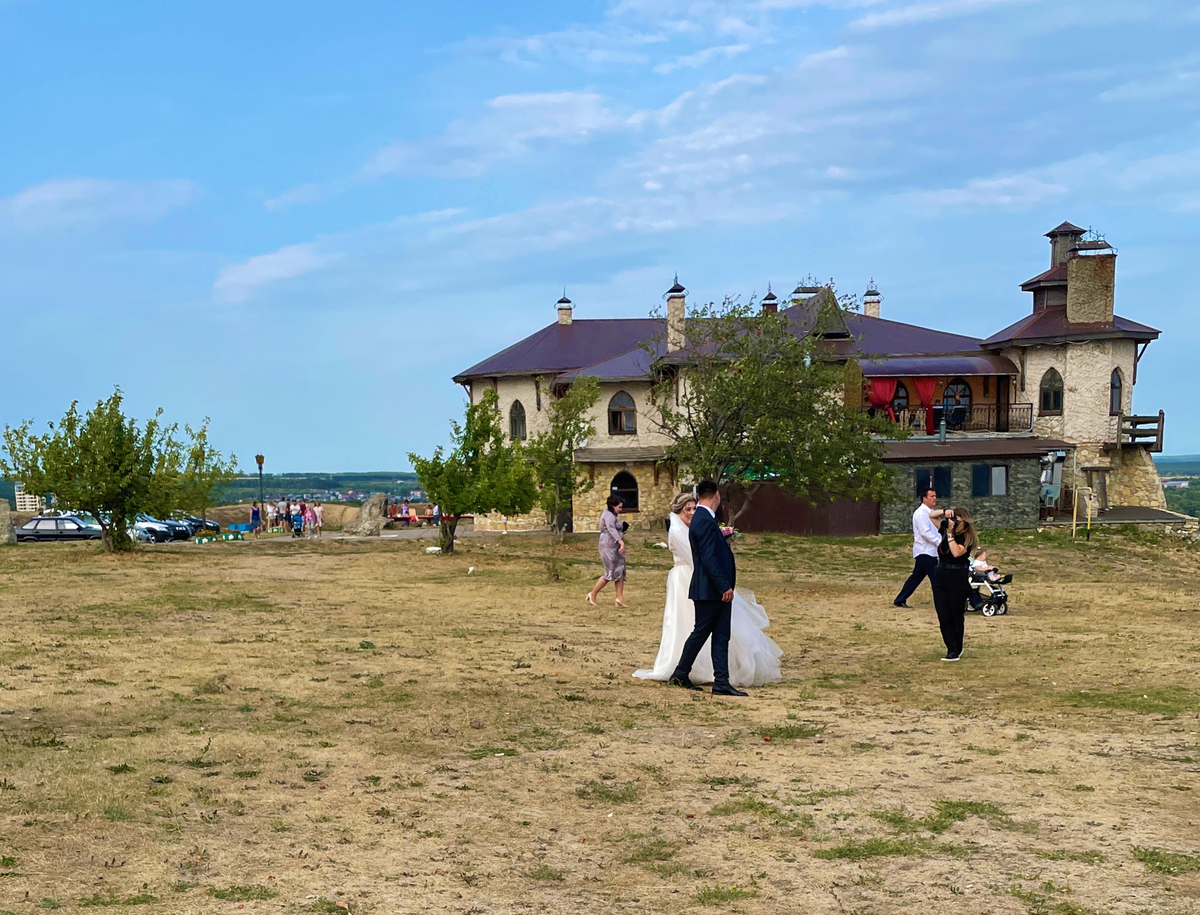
[866, 403, 1034, 436]
[1113, 410, 1165, 453]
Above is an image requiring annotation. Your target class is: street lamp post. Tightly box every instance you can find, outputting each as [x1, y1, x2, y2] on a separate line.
[255, 454, 265, 508]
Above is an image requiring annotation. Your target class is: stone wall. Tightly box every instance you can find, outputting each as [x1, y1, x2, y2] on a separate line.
[573, 460, 680, 533]
[1066, 254, 1116, 324]
[881, 457, 1042, 534]
[1106, 446, 1167, 510]
[474, 510, 548, 533]
[1008, 339, 1135, 445]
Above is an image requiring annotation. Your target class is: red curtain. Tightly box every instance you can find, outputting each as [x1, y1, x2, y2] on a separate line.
[865, 377, 898, 421]
[913, 377, 938, 435]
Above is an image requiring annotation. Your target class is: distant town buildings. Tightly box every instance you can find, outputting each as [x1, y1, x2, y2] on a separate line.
[13, 482, 44, 513]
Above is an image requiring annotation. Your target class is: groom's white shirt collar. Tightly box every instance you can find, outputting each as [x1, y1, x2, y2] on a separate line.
[698, 504, 716, 518]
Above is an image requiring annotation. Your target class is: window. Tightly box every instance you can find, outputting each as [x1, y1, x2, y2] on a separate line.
[610, 470, 639, 511]
[1039, 369, 1063, 415]
[914, 466, 952, 499]
[35, 519, 57, 530]
[972, 464, 1009, 497]
[57, 519, 80, 531]
[892, 381, 909, 414]
[608, 391, 637, 435]
[509, 400, 527, 441]
[1110, 369, 1123, 416]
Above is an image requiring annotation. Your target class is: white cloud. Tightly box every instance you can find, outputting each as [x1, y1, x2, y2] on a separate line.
[360, 91, 632, 179]
[264, 183, 329, 211]
[850, 0, 1040, 30]
[892, 175, 1066, 210]
[653, 43, 751, 74]
[214, 243, 339, 303]
[0, 178, 197, 233]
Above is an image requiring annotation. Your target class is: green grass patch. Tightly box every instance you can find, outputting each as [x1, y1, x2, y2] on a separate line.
[78, 889, 157, 907]
[758, 722, 824, 740]
[467, 745, 518, 760]
[527, 863, 564, 881]
[695, 884, 758, 904]
[1133, 846, 1200, 875]
[1036, 849, 1105, 865]
[1066, 687, 1199, 717]
[104, 763, 135, 775]
[813, 837, 923, 860]
[624, 838, 679, 864]
[207, 885, 278, 901]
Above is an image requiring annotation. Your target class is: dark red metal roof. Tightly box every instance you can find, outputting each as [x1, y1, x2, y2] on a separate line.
[882, 437, 1073, 462]
[861, 353, 1018, 378]
[1046, 221, 1085, 236]
[839, 312, 983, 356]
[1020, 263, 1068, 290]
[454, 318, 662, 383]
[981, 308, 1159, 347]
[557, 342, 664, 383]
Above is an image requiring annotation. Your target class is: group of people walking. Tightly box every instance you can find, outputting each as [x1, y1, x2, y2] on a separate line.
[591, 482, 984, 696]
[249, 499, 323, 538]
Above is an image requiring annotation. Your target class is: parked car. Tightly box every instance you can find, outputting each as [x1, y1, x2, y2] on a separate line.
[137, 513, 191, 540]
[16, 515, 103, 542]
[171, 513, 220, 535]
[130, 516, 171, 543]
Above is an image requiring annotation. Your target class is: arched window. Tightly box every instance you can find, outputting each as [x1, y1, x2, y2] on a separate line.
[1109, 369, 1123, 416]
[1039, 369, 1064, 416]
[509, 400, 527, 441]
[892, 381, 910, 414]
[608, 391, 637, 435]
[942, 377, 972, 410]
[610, 470, 639, 512]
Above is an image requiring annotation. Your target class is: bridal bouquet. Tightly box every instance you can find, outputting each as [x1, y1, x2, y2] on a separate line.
[721, 526, 740, 541]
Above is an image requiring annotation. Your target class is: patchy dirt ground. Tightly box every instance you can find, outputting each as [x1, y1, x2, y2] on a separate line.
[0, 528, 1198, 915]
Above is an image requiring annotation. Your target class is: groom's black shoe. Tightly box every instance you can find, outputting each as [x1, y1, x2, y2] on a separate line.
[712, 684, 748, 697]
[668, 676, 703, 691]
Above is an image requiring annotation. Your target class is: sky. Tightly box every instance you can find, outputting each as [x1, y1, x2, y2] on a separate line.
[2, 0, 1199, 471]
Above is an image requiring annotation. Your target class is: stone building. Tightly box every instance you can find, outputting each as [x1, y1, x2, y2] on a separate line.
[452, 221, 1172, 535]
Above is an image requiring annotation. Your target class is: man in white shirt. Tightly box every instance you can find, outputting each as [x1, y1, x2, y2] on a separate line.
[894, 488, 940, 608]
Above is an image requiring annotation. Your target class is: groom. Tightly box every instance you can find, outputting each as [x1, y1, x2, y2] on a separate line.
[669, 479, 747, 697]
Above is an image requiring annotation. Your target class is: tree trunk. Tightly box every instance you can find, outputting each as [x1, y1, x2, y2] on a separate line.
[440, 518, 458, 554]
[727, 482, 763, 527]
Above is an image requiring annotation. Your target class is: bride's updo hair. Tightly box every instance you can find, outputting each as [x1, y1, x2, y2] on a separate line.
[670, 492, 696, 514]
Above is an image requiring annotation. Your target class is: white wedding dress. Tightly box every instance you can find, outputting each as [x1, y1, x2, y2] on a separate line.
[633, 513, 783, 687]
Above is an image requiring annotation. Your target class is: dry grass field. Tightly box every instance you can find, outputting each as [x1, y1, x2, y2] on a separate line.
[1, 528, 1198, 915]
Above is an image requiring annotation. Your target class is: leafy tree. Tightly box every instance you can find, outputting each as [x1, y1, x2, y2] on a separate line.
[176, 421, 239, 523]
[0, 389, 184, 551]
[527, 376, 601, 538]
[646, 293, 896, 524]
[409, 388, 536, 553]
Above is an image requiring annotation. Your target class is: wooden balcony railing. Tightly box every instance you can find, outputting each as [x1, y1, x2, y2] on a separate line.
[865, 403, 1034, 435]
[1117, 410, 1165, 453]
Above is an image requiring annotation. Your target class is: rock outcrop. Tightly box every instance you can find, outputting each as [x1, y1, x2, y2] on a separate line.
[1, 499, 15, 545]
[343, 493, 388, 537]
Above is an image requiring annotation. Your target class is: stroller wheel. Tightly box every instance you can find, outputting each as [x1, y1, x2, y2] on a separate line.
[981, 603, 997, 617]
[997, 600, 1008, 615]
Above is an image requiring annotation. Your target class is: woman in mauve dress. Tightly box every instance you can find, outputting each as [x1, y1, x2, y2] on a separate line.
[587, 495, 627, 607]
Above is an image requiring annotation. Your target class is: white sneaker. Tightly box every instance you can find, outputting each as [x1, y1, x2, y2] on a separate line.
[941, 653, 961, 662]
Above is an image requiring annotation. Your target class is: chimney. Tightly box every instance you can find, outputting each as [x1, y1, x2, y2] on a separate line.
[1066, 243, 1116, 325]
[791, 278, 822, 308]
[863, 279, 882, 319]
[761, 283, 778, 315]
[556, 291, 573, 325]
[665, 275, 686, 352]
[1046, 221, 1086, 267]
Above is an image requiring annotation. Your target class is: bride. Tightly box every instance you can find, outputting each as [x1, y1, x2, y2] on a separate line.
[634, 492, 783, 688]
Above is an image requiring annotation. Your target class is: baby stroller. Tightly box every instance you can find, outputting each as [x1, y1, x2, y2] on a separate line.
[967, 564, 1012, 617]
[292, 513, 304, 538]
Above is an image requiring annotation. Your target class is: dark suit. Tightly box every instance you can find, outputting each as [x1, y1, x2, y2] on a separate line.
[672, 505, 736, 686]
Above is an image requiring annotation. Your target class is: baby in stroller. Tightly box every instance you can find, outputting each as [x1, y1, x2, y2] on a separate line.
[967, 550, 1011, 617]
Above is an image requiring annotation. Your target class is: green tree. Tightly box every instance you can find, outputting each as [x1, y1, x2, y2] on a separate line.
[409, 388, 536, 553]
[527, 376, 601, 538]
[176, 421, 239, 523]
[0, 389, 184, 551]
[646, 293, 896, 524]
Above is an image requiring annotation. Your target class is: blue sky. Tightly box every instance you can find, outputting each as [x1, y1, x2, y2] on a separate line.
[3, 0, 1198, 470]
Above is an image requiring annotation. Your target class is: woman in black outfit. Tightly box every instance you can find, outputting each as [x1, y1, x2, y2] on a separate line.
[927, 506, 977, 662]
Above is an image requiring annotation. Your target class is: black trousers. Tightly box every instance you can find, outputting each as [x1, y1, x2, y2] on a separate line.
[930, 566, 970, 656]
[672, 598, 732, 686]
[895, 554, 937, 605]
